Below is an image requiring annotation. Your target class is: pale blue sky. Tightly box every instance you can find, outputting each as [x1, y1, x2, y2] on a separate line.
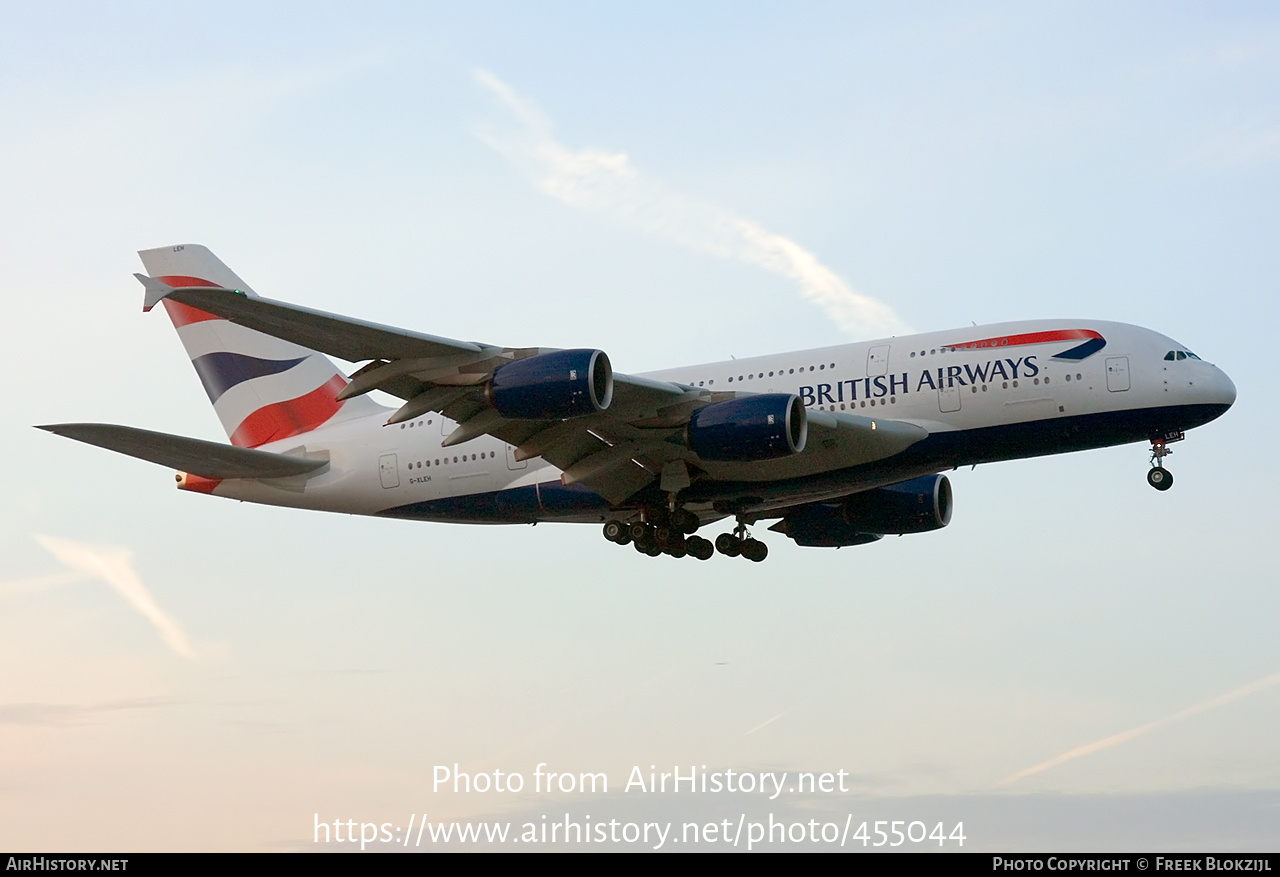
[2, 1, 1278, 851]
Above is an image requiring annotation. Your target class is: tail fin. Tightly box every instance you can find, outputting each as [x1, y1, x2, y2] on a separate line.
[138, 244, 383, 448]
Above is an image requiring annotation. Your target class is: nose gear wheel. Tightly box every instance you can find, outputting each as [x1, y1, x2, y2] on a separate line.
[1147, 438, 1176, 491]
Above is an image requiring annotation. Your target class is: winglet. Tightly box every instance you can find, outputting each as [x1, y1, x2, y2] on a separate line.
[135, 273, 175, 313]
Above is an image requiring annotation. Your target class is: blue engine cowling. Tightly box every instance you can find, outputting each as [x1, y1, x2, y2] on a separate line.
[770, 474, 953, 547]
[684, 394, 807, 462]
[487, 349, 613, 420]
[768, 505, 883, 548]
[841, 474, 953, 534]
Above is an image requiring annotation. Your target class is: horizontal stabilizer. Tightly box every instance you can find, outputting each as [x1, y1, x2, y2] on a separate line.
[36, 424, 328, 480]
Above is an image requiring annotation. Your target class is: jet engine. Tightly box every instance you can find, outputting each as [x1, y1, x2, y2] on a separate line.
[841, 474, 953, 534]
[487, 349, 613, 420]
[770, 474, 953, 547]
[768, 505, 883, 548]
[684, 394, 807, 462]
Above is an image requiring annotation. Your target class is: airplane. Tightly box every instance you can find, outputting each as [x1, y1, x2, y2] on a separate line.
[39, 245, 1236, 562]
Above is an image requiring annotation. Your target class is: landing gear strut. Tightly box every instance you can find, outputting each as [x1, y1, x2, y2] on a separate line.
[1147, 435, 1179, 492]
[714, 518, 768, 562]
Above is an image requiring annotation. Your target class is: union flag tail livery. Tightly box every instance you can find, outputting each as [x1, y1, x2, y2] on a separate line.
[38, 244, 1236, 563]
[138, 245, 381, 448]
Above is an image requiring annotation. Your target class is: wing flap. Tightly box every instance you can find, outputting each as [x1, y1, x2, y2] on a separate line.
[38, 424, 328, 480]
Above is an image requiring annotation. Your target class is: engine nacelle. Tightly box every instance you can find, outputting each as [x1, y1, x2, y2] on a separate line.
[487, 349, 613, 420]
[841, 474, 953, 534]
[685, 394, 807, 462]
[768, 505, 883, 548]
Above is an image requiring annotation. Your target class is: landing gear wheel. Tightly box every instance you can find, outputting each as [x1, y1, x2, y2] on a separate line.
[686, 536, 714, 560]
[664, 535, 688, 558]
[1147, 467, 1173, 491]
[741, 539, 768, 563]
[603, 520, 629, 544]
[715, 533, 742, 557]
[675, 509, 700, 534]
[1147, 437, 1177, 491]
[627, 522, 651, 544]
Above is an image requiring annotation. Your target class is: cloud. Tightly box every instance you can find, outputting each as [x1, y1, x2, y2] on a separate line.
[0, 696, 181, 727]
[1000, 670, 1280, 785]
[0, 570, 88, 597]
[34, 535, 195, 659]
[473, 69, 910, 340]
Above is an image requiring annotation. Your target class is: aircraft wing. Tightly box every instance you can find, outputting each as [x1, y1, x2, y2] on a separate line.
[37, 423, 328, 480]
[140, 279, 925, 504]
[140, 278, 487, 361]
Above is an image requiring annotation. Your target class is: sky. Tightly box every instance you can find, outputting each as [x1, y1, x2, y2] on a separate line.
[2, 0, 1279, 852]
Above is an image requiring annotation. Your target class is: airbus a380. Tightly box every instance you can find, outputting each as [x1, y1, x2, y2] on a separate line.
[40, 245, 1236, 562]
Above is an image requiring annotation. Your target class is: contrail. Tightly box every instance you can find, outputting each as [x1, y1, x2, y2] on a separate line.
[744, 707, 793, 736]
[473, 69, 910, 340]
[34, 535, 195, 658]
[999, 670, 1280, 785]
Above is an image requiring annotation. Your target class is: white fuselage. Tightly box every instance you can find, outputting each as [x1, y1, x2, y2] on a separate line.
[205, 319, 1236, 524]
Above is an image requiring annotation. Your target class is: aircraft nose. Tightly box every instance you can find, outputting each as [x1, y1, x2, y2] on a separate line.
[1194, 364, 1236, 426]
[1211, 366, 1237, 409]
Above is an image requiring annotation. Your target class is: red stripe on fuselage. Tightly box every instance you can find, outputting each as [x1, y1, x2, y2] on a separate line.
[942, 328, 1102, 351]
[229, 374, 348, 448]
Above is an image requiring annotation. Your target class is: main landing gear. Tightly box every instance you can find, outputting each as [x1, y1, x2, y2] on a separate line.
[1146, 433, 1182, 491]
[713, 519, 768, 563]
[602, 509, 714, 560]
[602, 508, 770, 561]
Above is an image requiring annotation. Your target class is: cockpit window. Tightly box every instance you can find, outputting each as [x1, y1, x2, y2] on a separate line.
[1166, 349, 1202, 361]
[1186, 351, 1201, 360]
[1164, 351, 1176, 360]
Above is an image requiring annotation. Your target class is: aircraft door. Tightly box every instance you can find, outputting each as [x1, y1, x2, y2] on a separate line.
[938, 384, 961, 413]
[378, 453, 400, 488]
[867, 345, 890, 376]
[505, 444, 528, 470]
[1106, 357, 1130, 392]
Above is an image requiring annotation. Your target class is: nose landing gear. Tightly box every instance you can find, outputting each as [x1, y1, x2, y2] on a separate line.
[1146, 433, 1182, 491]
